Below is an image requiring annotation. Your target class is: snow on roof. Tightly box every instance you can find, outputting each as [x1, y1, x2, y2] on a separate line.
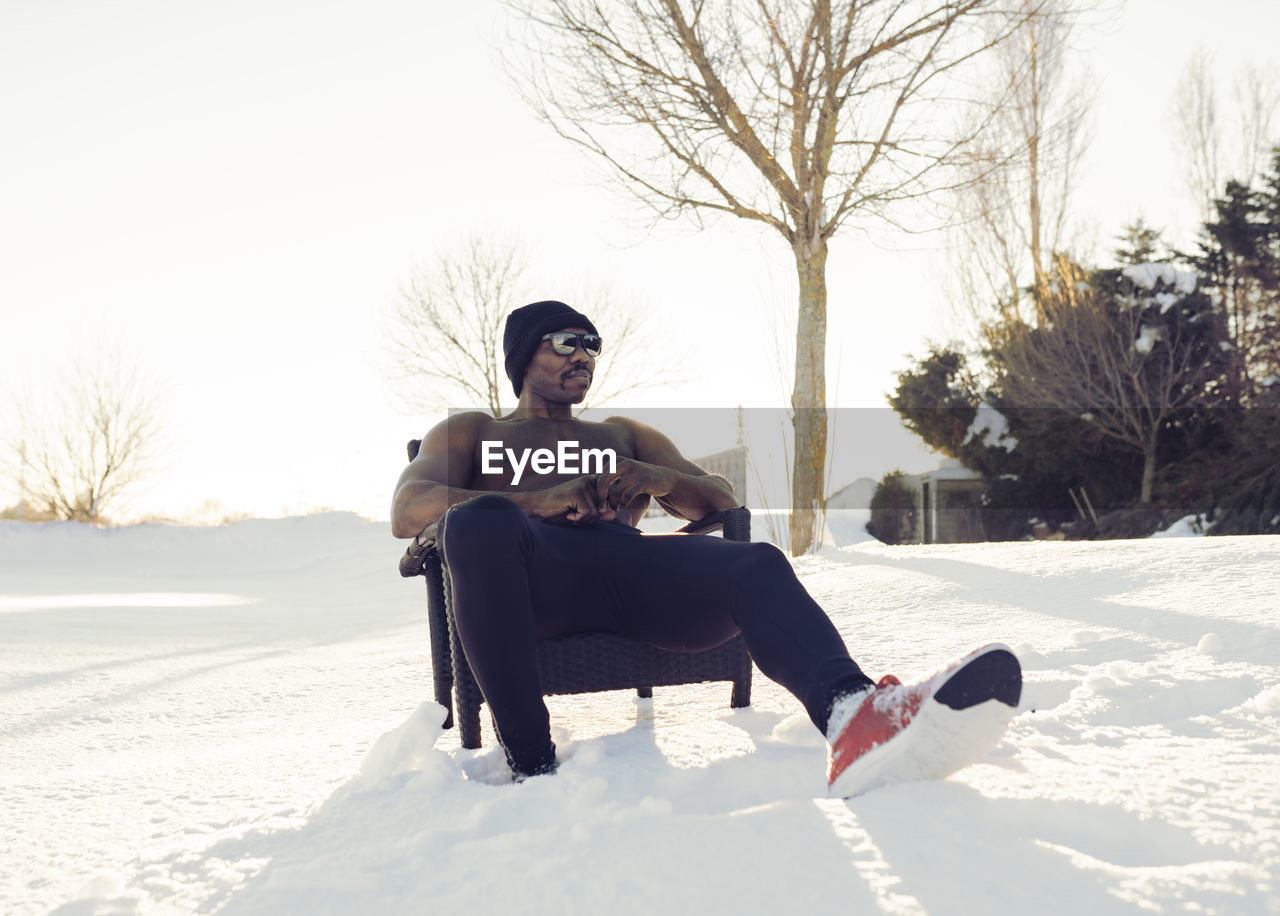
[919, 458, 983, 480]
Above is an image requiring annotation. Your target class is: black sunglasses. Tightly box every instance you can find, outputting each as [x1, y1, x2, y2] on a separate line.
[541, 332, 603, 357]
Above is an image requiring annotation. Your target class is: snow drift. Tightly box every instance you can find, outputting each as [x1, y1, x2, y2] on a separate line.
[2, 514, 1278, 914]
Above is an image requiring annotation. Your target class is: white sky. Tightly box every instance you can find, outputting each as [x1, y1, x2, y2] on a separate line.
[3, 0, 1279, 522]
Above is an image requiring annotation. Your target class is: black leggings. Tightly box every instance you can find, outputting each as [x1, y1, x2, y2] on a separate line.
[438, 494, 873, 772]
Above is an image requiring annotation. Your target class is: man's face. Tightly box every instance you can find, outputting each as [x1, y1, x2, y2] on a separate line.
[521, 326, 596, 403]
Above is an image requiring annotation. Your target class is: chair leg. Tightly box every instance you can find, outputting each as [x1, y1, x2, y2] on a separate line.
[436, 677, 456, 730]
[730, 651, 752, 708]
[444, 563, 484, 749]
[457, 679, 484, 749]
[452, 622, 484, 749]
[425, 560, 455, 729]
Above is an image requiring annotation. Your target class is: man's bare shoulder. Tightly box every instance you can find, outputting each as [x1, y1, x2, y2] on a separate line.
[603, 414, 675, 445]
[601, 414, 643, 436]
[419, 411, 492, 454]
[444, 410, 493, 427]
[601, 414, 702, 470]
[422, 411, 490, 431]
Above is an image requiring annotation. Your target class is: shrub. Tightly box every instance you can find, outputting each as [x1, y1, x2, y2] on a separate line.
[867, 471, 918, 545]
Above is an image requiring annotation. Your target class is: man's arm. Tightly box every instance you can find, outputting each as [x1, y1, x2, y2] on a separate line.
[390, 412, 491, 538]
[598, 416, 739, 522]
[390, 412, 619, 538]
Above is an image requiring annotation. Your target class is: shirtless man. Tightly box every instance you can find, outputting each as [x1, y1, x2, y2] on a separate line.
[391, 300, 1022, 793]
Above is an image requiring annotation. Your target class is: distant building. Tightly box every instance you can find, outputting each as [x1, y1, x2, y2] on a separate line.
[912, 459, 986, 544]
[824, 477, 877, 547]
[695, 445, 747, 504]
[648, 445, 747, 517]
[852, 461, 987, 545]
[826, 477, 876, 511]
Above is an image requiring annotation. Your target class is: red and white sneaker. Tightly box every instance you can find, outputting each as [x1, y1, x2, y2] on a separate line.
[826, 643, 1022, 798]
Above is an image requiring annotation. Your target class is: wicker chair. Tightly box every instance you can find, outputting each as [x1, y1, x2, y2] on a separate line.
[397, 438, 754, 749]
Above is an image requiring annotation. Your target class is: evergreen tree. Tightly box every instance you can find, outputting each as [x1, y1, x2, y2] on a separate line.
[1115, 219, 1168, 265]
[894, 254, 1231, 523]
[1253, 148, 1280, 393]
[1183, 160, 1280, 401]
[867, 471, 919, 545]
[888, 347, 979, 459]
[888, 344, 1133, 537]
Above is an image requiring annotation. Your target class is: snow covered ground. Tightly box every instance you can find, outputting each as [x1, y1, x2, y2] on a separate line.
[2, 513, 1278, 915]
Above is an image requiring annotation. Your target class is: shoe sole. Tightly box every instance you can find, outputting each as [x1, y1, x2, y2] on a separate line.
[934, 645, 1022, 710]
[829, 644, 1022, 799]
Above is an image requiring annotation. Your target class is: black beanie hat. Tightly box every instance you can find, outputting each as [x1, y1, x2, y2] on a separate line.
[503, 300, 599, 397]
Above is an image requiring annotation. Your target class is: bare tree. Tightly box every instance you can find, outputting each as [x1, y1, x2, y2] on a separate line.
[388, 234, 666, 417]
[993, 257, 1226, 504]
[1173, 54, 1280, 405]
[950, 0, 1094, 331]
[7, 356, 164, 523]
[508, 0, 1032, 554]
[1174, 48, 1222, 227]
[1234, 64, 1280, 189]
[389, 236, 527, 417]
[1173, 49, 1280, 224]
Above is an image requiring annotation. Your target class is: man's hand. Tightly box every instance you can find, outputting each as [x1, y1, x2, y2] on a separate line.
[526, 476, 618, 524]
[595, 457, 678, 511]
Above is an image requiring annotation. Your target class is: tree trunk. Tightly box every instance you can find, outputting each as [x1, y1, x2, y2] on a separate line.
[789, 240, 829, 555]
[1140, 438, 1157, 505]
[1028, 132, 1045, 297]
[1026, 34, 1045, 302]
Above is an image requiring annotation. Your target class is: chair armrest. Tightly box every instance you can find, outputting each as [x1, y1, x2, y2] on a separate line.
[676, 506, 751, 541]
[399, 521, 439, 578]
